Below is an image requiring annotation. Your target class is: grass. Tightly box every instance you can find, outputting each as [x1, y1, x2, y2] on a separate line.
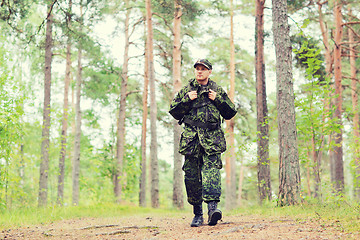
[230, 200, 360, 233]
[1, 201, 360, 234]
[0, 202, 182, 230]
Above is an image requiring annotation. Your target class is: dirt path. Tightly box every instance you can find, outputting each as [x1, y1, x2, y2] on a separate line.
[1, 213, 358, 239]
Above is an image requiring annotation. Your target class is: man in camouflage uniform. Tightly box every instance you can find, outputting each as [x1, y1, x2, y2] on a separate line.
[169, 59, 237, 227]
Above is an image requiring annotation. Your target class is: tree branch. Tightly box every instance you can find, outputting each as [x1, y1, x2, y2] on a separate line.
[126, 90, 142, 97]
[342, 21, 360, 26]
[346, 25, 360, 40]
[152, 12, 174, 35]
[27, 0, 58, 44]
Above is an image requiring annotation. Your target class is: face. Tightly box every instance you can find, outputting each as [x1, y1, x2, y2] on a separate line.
[194, 65, 212, 84]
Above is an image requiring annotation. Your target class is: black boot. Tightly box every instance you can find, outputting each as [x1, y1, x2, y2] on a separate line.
[190, 204, 204, 227]
[207, 201, 222, 226]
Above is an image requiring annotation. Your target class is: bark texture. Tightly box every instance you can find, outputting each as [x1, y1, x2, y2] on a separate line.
[333, 0, 344, 193]
[255, 0, 271, 203]
[57, 0, 72, 205]
[225, 0, 236, 210]
[139, 15, 149, 207]
[72, 1, 83, 206]
[172, 0, 184, 210]
[114, 0, 130, 202]
[272, 0, 301, 206]
[146, 0, 159, 208]
[38, 3, 53, 207]
[348, 8, 360, 199]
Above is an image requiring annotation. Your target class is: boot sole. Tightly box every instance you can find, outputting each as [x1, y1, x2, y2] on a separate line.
[208, 210, 222, 226]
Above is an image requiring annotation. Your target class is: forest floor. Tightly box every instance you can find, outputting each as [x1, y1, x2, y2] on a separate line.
[1, 212, 359, 240]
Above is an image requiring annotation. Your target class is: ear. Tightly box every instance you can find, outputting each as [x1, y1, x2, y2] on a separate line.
[209, 70, 212, 74]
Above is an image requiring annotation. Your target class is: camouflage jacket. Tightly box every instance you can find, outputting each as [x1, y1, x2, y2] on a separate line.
[169, 78, 237, 156]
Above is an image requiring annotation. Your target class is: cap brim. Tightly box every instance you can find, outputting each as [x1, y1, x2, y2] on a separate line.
[194, 63, 211, 70]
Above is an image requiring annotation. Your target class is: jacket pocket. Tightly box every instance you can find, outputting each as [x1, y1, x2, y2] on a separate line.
[179, 132, 200, 156]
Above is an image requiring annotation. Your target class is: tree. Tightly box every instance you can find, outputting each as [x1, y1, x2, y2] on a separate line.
[0, 35, 25, 208]
[114, 0, 131, 203]
[316, 0, 337, 189]
[72, 0, 83, 206]
[57, 0, 72, 206]
[292, 36, 335, 199]
[272, 0, 301, 206]
[348, 6, 360, 200]
[146, 0, 159, 208]
[332, 0, 344, 193]
[139, 12, 149, 207]
[225, 0, 236, 210]
[38, 2, 54, 207]
[255, 0, 271, 203]
[172, 0, 184, 209]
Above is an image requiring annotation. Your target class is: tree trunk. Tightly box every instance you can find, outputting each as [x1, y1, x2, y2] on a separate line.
[255, 0, 271, 204]
[311, 123, 321, 198]
[114, 0, 131, 203]
[272, 0, 301, 206]
[333, 0, 344, 193]
[348, 7, 360, 200]
[317, 1, 333, 75]
[306, 150, 312, 197]
[172, 0, 184, 210]
[146, 0, 159, 208]
[225, 0, 236, 210]
[72, 1, 83, 206]
[237, 159, 244, 206]
[317, 1, 336, 187]
[57, 0, 72, 206]
[139, 15, 149, 207]
[38, 3, 53, 207]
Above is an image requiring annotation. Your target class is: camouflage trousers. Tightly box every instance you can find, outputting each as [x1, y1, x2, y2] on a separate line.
[182, 149, 222, 206]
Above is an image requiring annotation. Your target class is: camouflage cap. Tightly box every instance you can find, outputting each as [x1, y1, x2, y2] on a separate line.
[194, 59, 212, 70]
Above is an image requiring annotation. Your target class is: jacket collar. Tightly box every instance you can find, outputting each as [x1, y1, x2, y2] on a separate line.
[189, 78, 216, 90]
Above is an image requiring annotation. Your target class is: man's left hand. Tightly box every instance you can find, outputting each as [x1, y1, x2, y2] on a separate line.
[209, 89, 217, 101]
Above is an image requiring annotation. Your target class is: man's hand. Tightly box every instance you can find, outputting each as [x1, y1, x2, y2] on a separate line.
[209, 89, 217, 100]
[188, 91, 197, 100]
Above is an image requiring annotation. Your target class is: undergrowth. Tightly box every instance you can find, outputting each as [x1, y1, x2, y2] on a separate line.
[230, 200, 360, 233]
[1, 200, 359, 234]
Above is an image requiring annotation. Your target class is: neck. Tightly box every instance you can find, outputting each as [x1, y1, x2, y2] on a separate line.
[196, 78, 209, 85]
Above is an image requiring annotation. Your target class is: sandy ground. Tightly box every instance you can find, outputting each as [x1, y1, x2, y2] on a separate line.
[1, 213, 359, 240]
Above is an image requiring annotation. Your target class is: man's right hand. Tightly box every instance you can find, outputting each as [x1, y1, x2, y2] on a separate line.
[188, 91, 198, 100]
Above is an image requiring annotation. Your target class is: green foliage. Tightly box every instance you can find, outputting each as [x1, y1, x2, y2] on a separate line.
[287, 0, 309, 13]
[152, 0, 202, 23]
[292, 34, 326, 82]
[291, 19, 344, 198]
[0, 0, 35, 24]
[0, 36, 25, 209]
[83, 64, 121, 106]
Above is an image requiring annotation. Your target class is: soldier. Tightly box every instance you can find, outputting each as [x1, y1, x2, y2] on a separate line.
[169, 59, 237, 227]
